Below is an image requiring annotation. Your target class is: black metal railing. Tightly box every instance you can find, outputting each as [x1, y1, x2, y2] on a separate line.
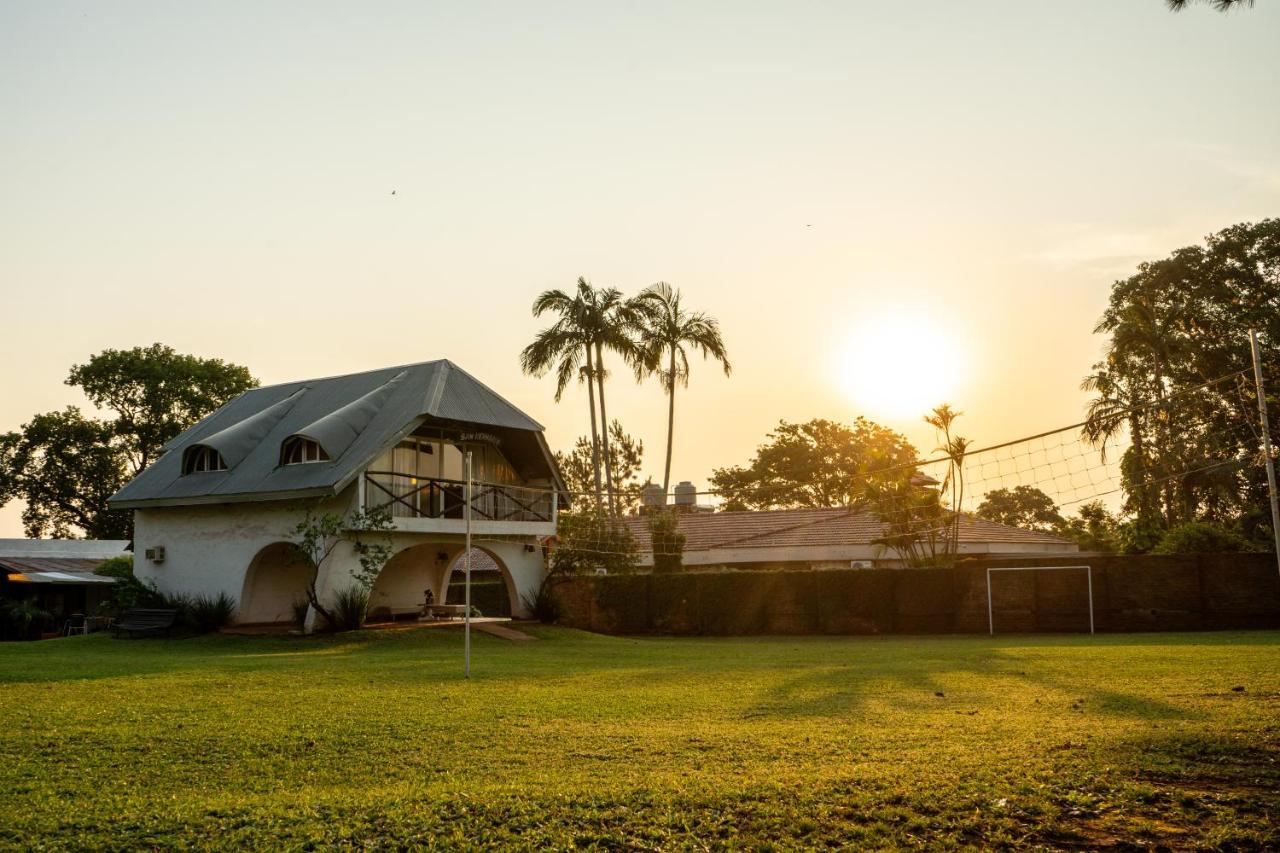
[363, 471, 555, 523]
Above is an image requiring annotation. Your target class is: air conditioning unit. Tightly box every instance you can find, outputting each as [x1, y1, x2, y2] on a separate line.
[145, 546, 166, 564]
[850, 560, 873, 569]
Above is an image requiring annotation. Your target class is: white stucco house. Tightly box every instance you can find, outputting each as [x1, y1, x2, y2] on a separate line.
[109, 361, 567, 628]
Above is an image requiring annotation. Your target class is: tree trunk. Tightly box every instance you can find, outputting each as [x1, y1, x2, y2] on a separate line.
[584, 345, 603, 510]
[595, 342, 617, 517]
[663, 347, 676, 496]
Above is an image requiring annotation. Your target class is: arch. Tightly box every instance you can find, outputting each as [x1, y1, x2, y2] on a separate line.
[440, 547, 518, 618]
[239, 542, 313, 625]
[367, 543, 456, 620]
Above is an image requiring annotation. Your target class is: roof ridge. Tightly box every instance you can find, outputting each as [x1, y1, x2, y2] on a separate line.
[249, 359, 448, 393]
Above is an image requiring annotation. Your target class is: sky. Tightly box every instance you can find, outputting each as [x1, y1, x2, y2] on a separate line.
[2, 1, 1279, 536]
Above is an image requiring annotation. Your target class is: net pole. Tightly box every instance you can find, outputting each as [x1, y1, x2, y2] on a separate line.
[464, 451, 472, 679]
[1249, 329, 1280, 579]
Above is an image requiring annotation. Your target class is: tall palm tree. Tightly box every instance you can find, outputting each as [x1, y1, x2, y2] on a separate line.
[634, 283, 731, 496]
[521, 279, 604, 508]
[925, 404, 967, 560]
[579, 284, 645, 517]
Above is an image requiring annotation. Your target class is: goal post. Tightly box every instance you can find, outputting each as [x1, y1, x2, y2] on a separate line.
[986, 565, 1094, 636]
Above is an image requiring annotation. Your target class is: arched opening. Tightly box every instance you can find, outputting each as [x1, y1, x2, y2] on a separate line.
[441, 547, 516, 618]
[239, 542, 313, 625]
[367, 543, 454, 623]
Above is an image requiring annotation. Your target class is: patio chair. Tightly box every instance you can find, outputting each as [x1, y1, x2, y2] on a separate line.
[64, 613, 88, 637]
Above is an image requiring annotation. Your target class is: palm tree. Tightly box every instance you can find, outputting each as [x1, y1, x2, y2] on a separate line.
[521, 279, 604, 508]
[924, 404, 967, 561]
[634, 283, 731, 497]
[579, 284, 645, 517]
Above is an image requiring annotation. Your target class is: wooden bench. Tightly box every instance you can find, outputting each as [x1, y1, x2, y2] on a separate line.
[112, 608, 179, 638]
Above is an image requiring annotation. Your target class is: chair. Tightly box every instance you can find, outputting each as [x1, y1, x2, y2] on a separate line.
[64, 613, 88, 637]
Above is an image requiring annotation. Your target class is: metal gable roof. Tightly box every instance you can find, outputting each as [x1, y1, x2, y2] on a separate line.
[109, 360, 554, 509]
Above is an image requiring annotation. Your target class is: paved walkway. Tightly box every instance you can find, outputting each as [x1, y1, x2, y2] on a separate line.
[475, 622, 537, 641]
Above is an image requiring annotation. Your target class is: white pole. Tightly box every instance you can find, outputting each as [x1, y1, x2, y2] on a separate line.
[1086, 567, 1094, 635]
[464, 451, 472, 678]
[986, 568, 994, 636]
[1249, 329, 1280, 579]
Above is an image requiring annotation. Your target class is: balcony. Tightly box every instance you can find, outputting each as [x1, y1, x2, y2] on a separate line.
[361, 471, 557, 535]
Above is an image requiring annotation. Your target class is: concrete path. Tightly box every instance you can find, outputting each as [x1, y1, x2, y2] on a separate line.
[475, 622, 537, 641]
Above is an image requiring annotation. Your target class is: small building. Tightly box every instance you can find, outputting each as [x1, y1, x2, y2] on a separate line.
[109, 361, 567, 628]
[0, 539, 129, 635]
[625, 506, 1077, 570]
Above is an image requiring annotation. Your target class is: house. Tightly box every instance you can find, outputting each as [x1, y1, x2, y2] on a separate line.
[0, 539, 129, 634]
[109, 361, 567, 627]
[624, 506, 1077, 570]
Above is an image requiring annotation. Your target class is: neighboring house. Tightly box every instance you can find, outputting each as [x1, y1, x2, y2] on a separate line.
[0, 539, 128, 631]
[109, 361, 567, 626]
[625, 507, 1077, 570]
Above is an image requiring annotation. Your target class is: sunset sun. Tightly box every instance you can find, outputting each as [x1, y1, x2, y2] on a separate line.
[835, 314, 965, 419]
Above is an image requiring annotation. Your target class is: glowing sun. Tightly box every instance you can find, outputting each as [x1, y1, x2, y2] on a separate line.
[835, 314, 965, 419]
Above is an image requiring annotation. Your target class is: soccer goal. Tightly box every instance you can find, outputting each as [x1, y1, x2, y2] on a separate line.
[986, 565, 1094, 636]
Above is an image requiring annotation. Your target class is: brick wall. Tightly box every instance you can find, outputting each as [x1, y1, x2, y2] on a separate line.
[553, 553, 1280, 635]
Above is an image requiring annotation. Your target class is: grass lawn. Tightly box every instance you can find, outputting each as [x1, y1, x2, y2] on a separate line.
[1, 627, 1277, 850]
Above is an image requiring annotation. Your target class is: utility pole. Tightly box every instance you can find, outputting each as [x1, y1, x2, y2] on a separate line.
[1249, 329, 1280, 578]
[464, 450, 473, 678]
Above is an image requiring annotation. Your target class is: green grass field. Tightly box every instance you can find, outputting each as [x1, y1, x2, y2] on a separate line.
[1, 627, 1277, 850]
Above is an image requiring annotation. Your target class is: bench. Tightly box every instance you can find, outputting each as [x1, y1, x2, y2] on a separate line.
[112, 608, 180, 638]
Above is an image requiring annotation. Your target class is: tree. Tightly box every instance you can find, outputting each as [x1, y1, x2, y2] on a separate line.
[1152, 521, 1254, 554]
[522, 279, 605, 508]
[1, 344, 257, 539]
[68, 343, 257, 474]
[289, 506, 394, 631]
[710, 418, 919, 510]
[555, 421, 646, 514]
[1061, 501, 1123, 553]
[924, 404, 970, 558]
[648, 509, 687, 573]
[865, 473, 950, 567]
[1082, 219, 1280, 545]
[0, 409, 131, 539]
[976, 486, 1066, 533]
[633, 282, 731, 497]
[547, 511, 639, 577]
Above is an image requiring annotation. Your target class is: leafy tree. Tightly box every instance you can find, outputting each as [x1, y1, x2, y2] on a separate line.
[711, 418, 919, 511]
[0, 409, 131, 539]
[976, 486, 1066, 533]
[555, 421, 646, 514]
[1082, 219, 1280, 544]
[633, 282, 731, 496]
[1057, 500, 1123, 553]
[1, 345, 256, 539]
[289, 506, 394, 630]
[68, 343, 257, 473]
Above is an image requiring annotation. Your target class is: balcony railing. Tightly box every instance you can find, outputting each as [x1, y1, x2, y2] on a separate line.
[363, 471, 555, 523]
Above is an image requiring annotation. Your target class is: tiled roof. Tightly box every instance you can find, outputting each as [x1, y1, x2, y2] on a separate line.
[0, 557, 118, 584]
[624, 507, 1074, 553]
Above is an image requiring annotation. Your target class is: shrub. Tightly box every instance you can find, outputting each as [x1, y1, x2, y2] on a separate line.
[524, 581, 563, 624]
[1152, 522, 1254, 555]
[330, 585, 369, 631]
[94, 555, 163, 613]
[648, 509, 686, 573]
[185, 593, 237, 633]
[1, 599, 51, 641]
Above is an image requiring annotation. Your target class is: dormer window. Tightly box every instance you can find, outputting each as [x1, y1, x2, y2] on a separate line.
[183, 446, 227, 475]
[282, 436, 330, 465]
